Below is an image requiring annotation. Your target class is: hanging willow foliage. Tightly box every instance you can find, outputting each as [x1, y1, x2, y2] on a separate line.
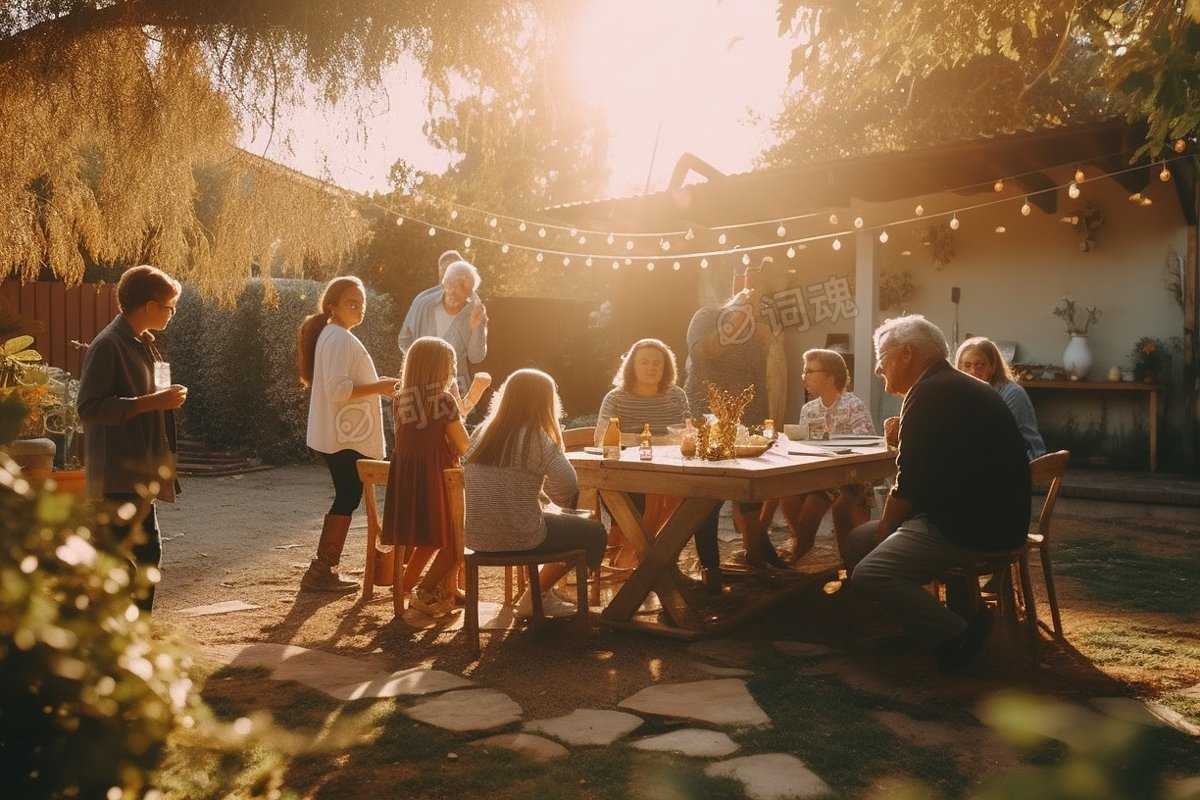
[0, 25, 367, 304]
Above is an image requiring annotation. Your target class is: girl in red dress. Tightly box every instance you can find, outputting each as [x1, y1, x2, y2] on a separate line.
[381, 336, 471, 617]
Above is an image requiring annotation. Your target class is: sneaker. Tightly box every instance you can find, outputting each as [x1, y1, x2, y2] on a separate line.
[935, 608, 994, 674]
[514, 588, 578, 619]
[409, 586, 451, 618]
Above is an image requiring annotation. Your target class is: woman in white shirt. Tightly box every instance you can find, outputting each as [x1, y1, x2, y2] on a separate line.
[296, 276, 398, 592]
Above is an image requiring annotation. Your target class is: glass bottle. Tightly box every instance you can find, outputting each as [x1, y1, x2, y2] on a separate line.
[762, 418, 775, 440]
[602, 416, 621, 460]
[639, 422, 653, 461]
[680, 417, 698, 459]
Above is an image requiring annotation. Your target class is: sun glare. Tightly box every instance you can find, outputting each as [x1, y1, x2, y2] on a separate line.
[568, 0, 791, 195]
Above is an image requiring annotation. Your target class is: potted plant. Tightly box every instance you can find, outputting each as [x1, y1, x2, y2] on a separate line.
[1130, 336, 1179, 383]
[1052, 296, 1100, 380]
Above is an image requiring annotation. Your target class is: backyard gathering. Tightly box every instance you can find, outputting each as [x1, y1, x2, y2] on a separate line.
[2, 1, 1200, 799]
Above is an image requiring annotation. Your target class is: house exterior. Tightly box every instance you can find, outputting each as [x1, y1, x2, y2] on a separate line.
[543, 121, 1198, 471]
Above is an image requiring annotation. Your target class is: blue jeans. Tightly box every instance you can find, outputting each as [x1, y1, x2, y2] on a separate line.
[843, 515, 987, 646]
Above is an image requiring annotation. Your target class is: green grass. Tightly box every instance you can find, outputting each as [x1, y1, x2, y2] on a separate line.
[1052, 538, 1200, 620]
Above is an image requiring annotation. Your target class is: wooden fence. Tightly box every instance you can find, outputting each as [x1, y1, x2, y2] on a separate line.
[1, 281, 118, 377]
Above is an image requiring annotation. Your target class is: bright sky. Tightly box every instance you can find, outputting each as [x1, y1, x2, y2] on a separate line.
[239, 1, 793, 198]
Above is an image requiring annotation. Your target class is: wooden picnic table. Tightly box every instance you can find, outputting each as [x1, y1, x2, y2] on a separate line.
[568, 440, 897, 639]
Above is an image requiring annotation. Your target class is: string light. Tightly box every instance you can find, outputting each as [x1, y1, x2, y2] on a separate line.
[1160, 162, 1171, 182]
[538, 227, 546, 237]
[786, 247, 796, 258]
[828, 214, 839, 225]
[646, 262, 655, 271]
[878, 229, 889, 243]
[395, 216, 404, 226]
[993, 179, 1004, 192]
[578, 235, 587, 245]
[741, 253, 751, 265]
[488, 217, 498, 228]
[949, 214, 960, 230]
[585, 257, 593, 267]
[685, 228, 695, 240]
[832, 238, 842, 251]
[611, 260, 619, 269]
[606, 233, 615, 245]
[1068, 182, 1080, 199]
[673, 261, 681, 270]
[562, 256, 570, 266]
[518, 222, 527, 232]
[1140, 196, 1153, 207]
[660, 239, 671, 251]
[428, 226, 436, 236]
[535, 252, 543, 262]
[718, 233, 728, 245]
[700, 258, 709, 268]
[450, 209, 458, 220]
[777, 224, 786, 237]
[1176, 139, 1187, 153]
[464, 236, 472, 248]
[1074, 167, 1086, 183]
[1021, 198, 1032, 216]
[853, 216, 864, 229]
[501, 244, 509, 253]
[569, 228, 578, 237]
[995, 226, 1006, 233]
[914, 204, 925, 216]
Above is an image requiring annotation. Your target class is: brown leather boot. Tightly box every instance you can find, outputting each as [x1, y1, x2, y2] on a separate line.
[301, 514, 358, 592]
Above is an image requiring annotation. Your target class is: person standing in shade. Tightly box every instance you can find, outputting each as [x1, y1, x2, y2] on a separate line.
[78, 264, 188, 613]
[297, 276, 398, 592]
[843, 314, 1031, 673]
[955, 336, 1047, 460]
[397, 258, 487, 399]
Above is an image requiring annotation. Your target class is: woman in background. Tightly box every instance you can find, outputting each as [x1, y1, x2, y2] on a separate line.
[465, 369, 606, 618]
[297, 276, 398, 592]
[955, 336, 1047, 460]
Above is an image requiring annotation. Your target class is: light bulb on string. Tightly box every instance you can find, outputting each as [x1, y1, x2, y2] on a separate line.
[624, 257, 632, 265]
[993, 179, 1004, 192]
[646, 262, 655, 271]
[1021, 198, 1031, 216]
[949, 214, 960, 230]
[1068, 181, 1080, 199]
[625, 239, 634, 250]
[395, 216, 404, 226]
[685, 228, 695, 240]
[828, 213, 839, 225]
[1176, 138, 1187, 153]
[878, 229, 889, 243]
[776, 224, 786, 237]
[660, 239, 671, 251]
[786, 247, 796, 258]
[915, 204, 925, 216]
[718, 233, 728, 245]
[995, 226, 1006, 234]
[518, 222, 527, 232]
[537, 227, 546, 237]
[489, 217, 498, 228]
[569, 228, 578, 238]
[1140, 196, 1153, 207]
[450, 209, 458, 220]
[535, 252, 544, 262]
[853, 216, 864, 228]
[585, 257, 593, 267]
[672, 261, 681, 271]
[741, 253, 750, 265]
[832, 238, 842, 251]
[501, 244, 510, 254]
[1160, 162, 1172, 182]
[578, 235, 587, 245]
[612, 261, 620, 270]
[428, 226, 437, 236]
[562, 256, 570, 266]
[606, 233, 615, 245]
[700, 258, 709, 269]
[464, 237, 472, 248]
[1074, 167, 1085, 183]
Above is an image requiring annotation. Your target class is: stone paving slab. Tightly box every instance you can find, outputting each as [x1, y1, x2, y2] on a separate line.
[689, 660, 754, 678]
[177, 599, 261, 616]
[631, 728, 739, 757]
[774, 641, 838, 660]
[525, 709, 644, 746]
[706, 753, 835, 800]
[329, 667, 474, 701]
[619, 678, 770, 728]
[204, 643, 384, 694]
[406, 688, 522, 732]
[470, 732, 569, 762]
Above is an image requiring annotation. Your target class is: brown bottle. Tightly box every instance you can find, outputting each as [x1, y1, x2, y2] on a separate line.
[602, 416, 621, 460]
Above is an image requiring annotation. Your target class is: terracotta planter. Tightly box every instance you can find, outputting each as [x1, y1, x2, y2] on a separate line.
[26, 468, 87, 499]
[7, 437, 57, 471]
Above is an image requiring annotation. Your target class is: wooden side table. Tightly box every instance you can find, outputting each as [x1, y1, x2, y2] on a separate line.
[1020, 380, 1161, 471]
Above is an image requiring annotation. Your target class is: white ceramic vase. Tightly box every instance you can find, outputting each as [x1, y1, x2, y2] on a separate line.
[1062, 334, 1093, 381]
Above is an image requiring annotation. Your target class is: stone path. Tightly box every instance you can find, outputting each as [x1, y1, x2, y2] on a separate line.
[202, 637, 1198, 799]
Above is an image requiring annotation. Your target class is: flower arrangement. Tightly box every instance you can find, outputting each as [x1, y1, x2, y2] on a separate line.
[1130, 336, 1179, 383]
[1052, 296, 1101, 336]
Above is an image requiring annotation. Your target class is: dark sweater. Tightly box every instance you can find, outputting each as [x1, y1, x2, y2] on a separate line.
[893, 360, 1031, 550]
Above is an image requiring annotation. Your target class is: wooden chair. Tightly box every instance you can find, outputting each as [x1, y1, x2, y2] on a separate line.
[562, 426, 597, 451]
[358, 459, 404, 617]
[445, 467, 590, 658]
[1028, 449, 1070, 637]
[939, 449, 1072, 651]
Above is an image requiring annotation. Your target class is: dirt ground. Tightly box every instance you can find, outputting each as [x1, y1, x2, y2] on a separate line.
[154, 464, 1200, 756]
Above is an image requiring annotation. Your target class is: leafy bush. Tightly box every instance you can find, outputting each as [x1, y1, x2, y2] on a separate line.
[0, 455, 194, 798]
[168, 279, 400, 463]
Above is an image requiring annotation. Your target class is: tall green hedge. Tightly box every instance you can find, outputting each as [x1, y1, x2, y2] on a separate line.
[167, 279, 401, 464]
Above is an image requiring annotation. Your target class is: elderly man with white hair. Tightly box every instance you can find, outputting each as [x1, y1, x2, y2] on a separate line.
[843, 314, 1031, 673]
[397, 258, 488, 401]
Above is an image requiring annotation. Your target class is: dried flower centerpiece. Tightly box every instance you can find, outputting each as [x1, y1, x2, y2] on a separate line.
[696, 381, 754, 461]
[1052, 296, 1101, 336]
